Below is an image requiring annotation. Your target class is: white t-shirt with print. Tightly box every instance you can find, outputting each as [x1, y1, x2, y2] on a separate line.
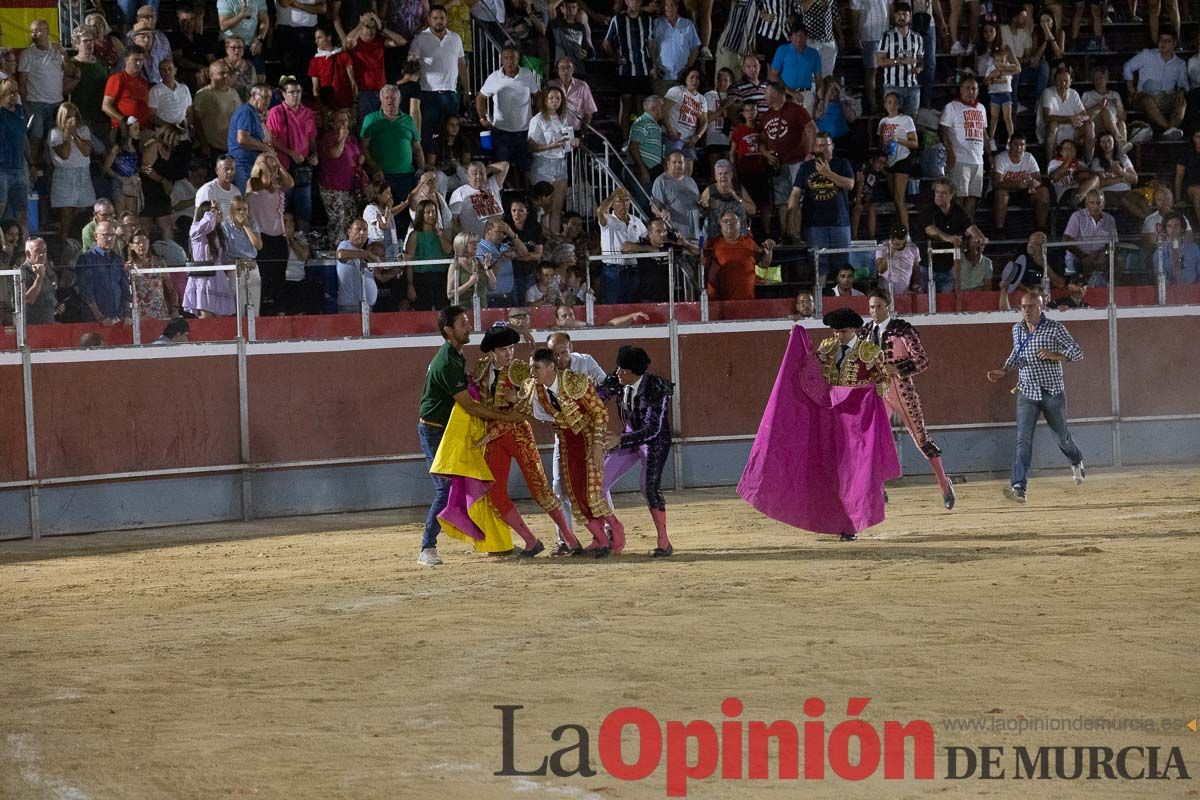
[939, 100, 987, 165]
[993, 150, 1040, 187]
[665, 85, 706, 141]
[878, 113, 916, 166]
[449, 177, 504, 237]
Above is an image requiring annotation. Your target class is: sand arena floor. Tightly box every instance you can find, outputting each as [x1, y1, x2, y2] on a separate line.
[1, 467, 1198, 800]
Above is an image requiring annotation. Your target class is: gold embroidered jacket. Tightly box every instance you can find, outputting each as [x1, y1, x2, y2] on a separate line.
[528, 368, 609, 449]
[816, 336, 890, 397]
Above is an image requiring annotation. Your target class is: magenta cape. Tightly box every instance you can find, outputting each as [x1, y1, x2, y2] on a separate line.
[737, 326, 902, 535]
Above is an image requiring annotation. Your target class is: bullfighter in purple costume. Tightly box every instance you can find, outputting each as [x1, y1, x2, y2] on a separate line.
[599, 346, 675, 558]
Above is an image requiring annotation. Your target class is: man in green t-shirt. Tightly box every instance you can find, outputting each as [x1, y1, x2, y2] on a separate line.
[362, 85, 424, 239]
[417, 305, 523, 566]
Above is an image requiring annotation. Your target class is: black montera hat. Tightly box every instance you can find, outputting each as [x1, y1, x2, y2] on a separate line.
[616, 345, 651, 375]
[480, 322, 520, 353]
[822, 307, 865, 330]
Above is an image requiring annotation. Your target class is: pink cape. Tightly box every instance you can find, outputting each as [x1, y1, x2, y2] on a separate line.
[737, 326, 902, 535]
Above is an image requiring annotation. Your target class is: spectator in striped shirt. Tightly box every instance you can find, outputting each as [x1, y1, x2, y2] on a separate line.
[731, 53, 768, 115]
[715, 0, 759, 79]
[605, 0, 654, 139]
[877, 3, 924, 116]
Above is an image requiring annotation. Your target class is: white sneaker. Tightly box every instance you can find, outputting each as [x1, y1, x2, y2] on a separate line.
[1120, 140, 1135, 156]
[417, 548, 443, 566]
[989, 137, 998, 152]
[1072, 463, 1086, 486]
[1163, 127, 1185, 141]
[950, 40, 969, 55]
[1130, 126, 1153, 144]
[1017, 102, 1031, 115]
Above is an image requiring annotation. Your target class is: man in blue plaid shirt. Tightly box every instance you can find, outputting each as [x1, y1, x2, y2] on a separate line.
[987, 291, 1086, 503]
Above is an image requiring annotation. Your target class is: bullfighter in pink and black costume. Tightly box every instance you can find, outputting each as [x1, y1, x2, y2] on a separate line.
[862, 288, 956, 510]
[598, 346, 675, 558]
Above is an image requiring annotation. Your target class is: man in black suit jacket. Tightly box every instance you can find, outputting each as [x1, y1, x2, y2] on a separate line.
[598, 345, 676, 557]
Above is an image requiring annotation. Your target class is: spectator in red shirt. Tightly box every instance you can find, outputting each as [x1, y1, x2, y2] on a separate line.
[729, 99, 771, 212]
[308, 26, 358, 112]
[759, 80, 815, 238]
[705, 210, 776, 300]
[345, 12, 407, 125]
[102, 46, 150, 129]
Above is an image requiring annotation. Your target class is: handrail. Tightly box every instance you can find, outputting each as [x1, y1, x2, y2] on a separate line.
[583, 123, 657, 214]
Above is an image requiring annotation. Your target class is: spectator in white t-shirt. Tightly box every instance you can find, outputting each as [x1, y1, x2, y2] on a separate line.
[1090, 132, 1140, 218]
[1082, 65, 1129, 154]
[148, 59, 193, 140]
[1039, 63, 1094, 163]
[409, 6, 469, 142]
[476, 45, 540, 183]
[17, 19, 64, 173]
[47, 102, 95, 239]
[527, 86, 577, 234]
[991, 134, 1050, 231]
[877, 91, 918, 230]
[597, 187, 648, 304]
[1046, 139, 1098, 206]
[662, 65, 708, 174]
[939, 76, 988, 218]
[449, 160, 509, 237]
[195, 155, 243, 217]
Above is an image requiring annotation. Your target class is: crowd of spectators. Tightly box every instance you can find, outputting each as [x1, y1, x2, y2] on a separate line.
[1, 0, 1199, 334]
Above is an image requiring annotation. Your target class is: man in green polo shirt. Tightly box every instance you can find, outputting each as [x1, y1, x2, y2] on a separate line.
[362, 84, 424, 238]
[628, 95, 665, 190]
[417, 305, 523, 566]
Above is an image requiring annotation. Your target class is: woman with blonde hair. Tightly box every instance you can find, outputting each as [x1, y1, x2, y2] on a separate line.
[247, 152, 293, 315]
[84, 13, 124, 70]
[526, 85, 577, 233]
[223, 195, 264, 316]
[48, 101, 95, 239]
[446, 231, 495, 307]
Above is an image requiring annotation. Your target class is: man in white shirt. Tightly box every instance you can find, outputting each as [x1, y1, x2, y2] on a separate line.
[1123, 29, 1188, 140]
[409, 5, 469, 142]
[1039, 63, 1094, 163]
[1141, 185, 1192, 252]
[148, 59, 194, 145]
[992, 134, 1050, 231]
[477, 44, 540, 181]
[16, 19, 63, 172]
[449, 160, 508, 236]
[939, 76, 987, 218]
[596, 188, 648, 304]
[194, 155, 243, 217]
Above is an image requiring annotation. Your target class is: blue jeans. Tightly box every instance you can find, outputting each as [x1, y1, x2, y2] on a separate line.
[233, 161, 252, 192]
[932, 269, 956, 293]
[1011, 391, 1083, 491]
[1017, 63, 1050, 108]
[603, 262, 639, 305]
[0, 167, 29, 221]
[418, 421, 450, 550]
[306, 263, 339, 314]
[421, 90, 460, 143]
[804, 225, 852, 283]
[884, 85, 921, 117]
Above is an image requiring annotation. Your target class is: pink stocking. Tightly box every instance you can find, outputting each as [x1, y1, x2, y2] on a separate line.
[548, 507, 580, 549]
[583, 518, 611, 549]
[500, 508, 539, 549]
[648, 507, 670, 550]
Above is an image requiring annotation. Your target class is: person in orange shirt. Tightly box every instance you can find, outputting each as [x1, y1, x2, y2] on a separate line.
[704, 210, 776, 300]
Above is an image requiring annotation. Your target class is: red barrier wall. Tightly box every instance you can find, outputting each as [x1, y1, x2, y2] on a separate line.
[0, 365, 27, 482]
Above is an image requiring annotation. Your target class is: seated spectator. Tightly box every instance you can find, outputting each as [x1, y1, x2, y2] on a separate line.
[1090, 132, 1140, 218]
[48, 102, 96, 240]
[700, 159, 755, 240]
[527, 86, 576, 233]
[21, 237, 57, 325]
[1038, 63, 1094, 163]
[317, 109, 364, 247]
[597, 188, 648, 304]
[476, 44, 539, 183]
[102, 47, 150, 130]
[959, 234, 994, 292]
[790, 289, 816, 320]
[1063, 190, 1117, 279]
[877, 91, 918, 230]
[1142, 185, 1192, 253]
[450, 160, 508, 237]
[1046, 139, 1097, 209]
[651, 151, 702, 241]
[405, 199, 454, 310]
[553, 303, 649, 328]
[505, 0, 550, 74]
[345, 13, 407, 124]
[428, 114, 472, 196]
[476, 217, 530, 307]
[1082, 65, 1129, 153]
[629, 96, 666, 190]
[547, 57, 596, 131]
[126, 228, 180, 320]
[992, 134, 1050, 232]
[308, 27, 357, 112]
[505, 197, 544, 304]
[1049, 273, 1090, 309]
[193, 62, 241, 157]
[559, 266, 589, 305]
[875, 224, 920, 297]
[729, 99, 770, 213]
[447, 231, 494, 308]
[217, 0, 269, 65]
[195, 155, 243, 219]
[168, 7, 213, 88]
[662, 66, 708, 174]
[1122, 29, 1187, 141]
[506, 307, 535, 344]
[703, 210, 774, 301]
[850, 149, 888, 240]
[76, 220, 130, 325]
[1153, 212, 1200, 284]
[336, 219, 380, 313]
[367, 240, 410, 312]
[102, 120, 144, 219]
[999, 230, 1051, 309]
[219, 39, 259, 103]
[1175, 131, 1200, 226]
[826, 265, 863, 297]
[281, 213, 330, 315]
[622, 217, 701, 302]
[154, 316, 191, 344]
[526, 262, 563, 307]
